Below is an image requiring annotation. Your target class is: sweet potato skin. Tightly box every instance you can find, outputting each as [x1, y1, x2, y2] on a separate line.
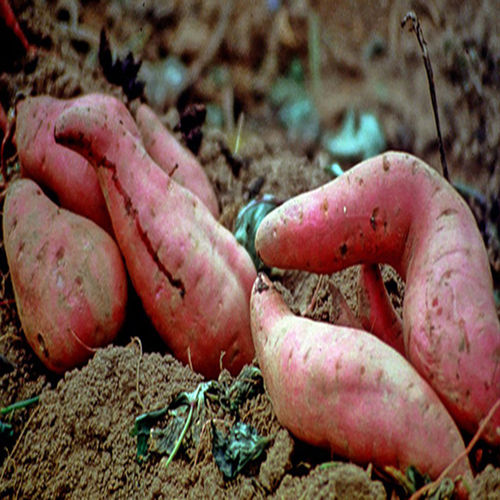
[135, 104, 220, 218]
[2, 178, 127, 373]
[15, 94, 140, 233]
[256, 151, 500, 444]
[54, 103, 256, 378]
[251, 273, 471, 480]
[357, 264, 404, 355]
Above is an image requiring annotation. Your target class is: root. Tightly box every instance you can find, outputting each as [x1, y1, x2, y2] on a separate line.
[130, 336, 145, 411]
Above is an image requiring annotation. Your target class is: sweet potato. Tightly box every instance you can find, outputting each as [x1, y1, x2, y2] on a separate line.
[255, 151, 500, 444]
[357, 264, 404, 355]
[15, 94, 140, 233]
[135, 103, 220, 218]
[2, 178, 127, 373]
[54, 101, 256, 378]
[251, 273, 471, 480]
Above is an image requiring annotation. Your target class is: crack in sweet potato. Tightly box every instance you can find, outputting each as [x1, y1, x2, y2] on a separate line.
[100, 156, 186, 298]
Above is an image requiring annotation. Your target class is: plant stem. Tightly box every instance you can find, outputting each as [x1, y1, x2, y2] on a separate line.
[402, 11, 449, 182]
[1, 395, 40, 415]
[164, 401, 194, 469]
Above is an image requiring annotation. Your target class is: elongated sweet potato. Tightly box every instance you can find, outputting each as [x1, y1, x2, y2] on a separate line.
[255, 151, 500, 444]
[15, 93, 140, 233]
[357, 264, 404, 355]
[251, 273, 471, 480]
[2, 178, 127, 373]
[54, 102, 256, 378]
[135, 103, 219, 218]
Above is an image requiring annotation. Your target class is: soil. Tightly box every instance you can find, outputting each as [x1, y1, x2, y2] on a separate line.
[0, 0, 499, 498]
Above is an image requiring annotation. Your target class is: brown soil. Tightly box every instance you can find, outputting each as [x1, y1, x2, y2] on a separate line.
[0, 0, 499, 498]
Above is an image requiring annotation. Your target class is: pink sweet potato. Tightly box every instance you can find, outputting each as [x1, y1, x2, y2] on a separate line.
[251, 273, 471, 480]
[255, 151, 500, 444]
[135, 103, 220, 218]
[357, 264, 404, 355]
[2, 178, 127, 373]
[54, 102, 256, 379]
[15, 93, 140, 233]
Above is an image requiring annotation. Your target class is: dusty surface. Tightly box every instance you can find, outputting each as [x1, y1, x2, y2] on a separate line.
[0, 0, 499, 498]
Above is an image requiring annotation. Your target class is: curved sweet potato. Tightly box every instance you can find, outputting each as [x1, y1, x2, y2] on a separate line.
[54, 102, 256, 378]
[255, 151, 500, 444]
[251, 273, 471, 480]
[135, 104, 219, 218]
[2, 178, 127, 373]
[15, 94, 140, 233]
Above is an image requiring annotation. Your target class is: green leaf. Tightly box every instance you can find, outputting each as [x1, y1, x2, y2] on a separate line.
[131, 381, 219, 466]
[322, 109, 386, 162]
[428, 477, 455, 500]
[269, 59, 321, 144]
[0, 421, 14, 441]
[212, 421, 269, 479]
[130, 407, 169, 463]
[384, 465, 415, 493]
[406, 465, 432, 492]
[131, 375, 266, 471]
[234, 195, 279, 269]
[169, 381, 218, 411]
[220, 365, 264, 415]
[150, 414, 188, 456]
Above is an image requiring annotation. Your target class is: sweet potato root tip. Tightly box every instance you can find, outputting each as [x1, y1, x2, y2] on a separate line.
[255, 272, 270, 293]
[357, 264, 405, 355]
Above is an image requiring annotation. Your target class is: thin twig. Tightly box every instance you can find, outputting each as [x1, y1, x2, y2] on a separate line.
[130, 337, 145, 411]
[401, 11, 449, 182]
[410, 398, 500, 500]
[233, 112, 245, 155]
[192, 417, 226, 466]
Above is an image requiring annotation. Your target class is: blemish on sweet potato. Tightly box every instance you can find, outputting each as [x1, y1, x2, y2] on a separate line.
[101, 155, 186, 298]
[36, 332, 48, 358]
[382, 156, 390, 171]
[370, 207, 379, 231]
